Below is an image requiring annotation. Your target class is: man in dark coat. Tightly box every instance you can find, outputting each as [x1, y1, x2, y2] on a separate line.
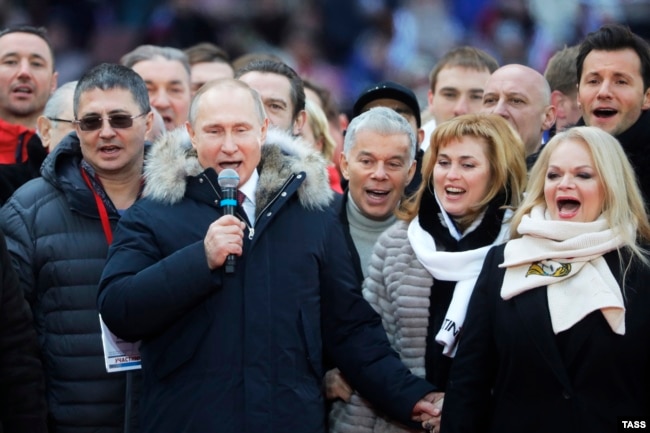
[98, 78, 437, 433]
[0, 63, 153, 432]
[0, 229, 47, 432]
[576, 23, 650, 203]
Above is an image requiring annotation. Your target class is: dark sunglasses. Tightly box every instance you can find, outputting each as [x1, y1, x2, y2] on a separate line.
[74, 111, 148, 131]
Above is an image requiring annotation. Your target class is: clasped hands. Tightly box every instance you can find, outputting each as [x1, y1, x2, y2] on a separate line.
[325, 368, 443, 432]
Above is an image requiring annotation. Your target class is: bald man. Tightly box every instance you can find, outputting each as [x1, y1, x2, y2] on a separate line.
[481, 64, 556, 165]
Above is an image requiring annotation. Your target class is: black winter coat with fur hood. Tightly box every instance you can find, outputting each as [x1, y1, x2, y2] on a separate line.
[98, 128, 434, 433]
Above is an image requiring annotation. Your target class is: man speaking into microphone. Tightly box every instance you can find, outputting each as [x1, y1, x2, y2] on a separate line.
[97, 78, 437, 433]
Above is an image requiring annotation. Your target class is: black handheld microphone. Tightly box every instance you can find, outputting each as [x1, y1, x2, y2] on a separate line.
[217, 169, 240, 274]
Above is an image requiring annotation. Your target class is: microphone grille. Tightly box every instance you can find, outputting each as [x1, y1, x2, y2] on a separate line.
[217, 169, 240, 189]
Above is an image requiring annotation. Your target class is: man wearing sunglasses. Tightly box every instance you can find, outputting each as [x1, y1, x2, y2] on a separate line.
[0, 62, 152, 433]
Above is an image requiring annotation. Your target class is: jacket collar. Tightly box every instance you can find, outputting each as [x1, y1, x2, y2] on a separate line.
[142, 128, 334, 211]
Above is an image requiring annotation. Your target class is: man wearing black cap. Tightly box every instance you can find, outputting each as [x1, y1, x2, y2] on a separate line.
[349, 80, 424, 195]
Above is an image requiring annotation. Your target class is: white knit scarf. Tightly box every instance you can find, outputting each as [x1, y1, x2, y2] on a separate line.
[408, 209, 511, 357]
[500, 205, 630, 335]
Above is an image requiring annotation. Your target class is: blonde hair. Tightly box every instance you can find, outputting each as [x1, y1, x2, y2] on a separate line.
[510, 126, 650, 262]
[397, 113, 527, 228]
[304, 99, 336, 161]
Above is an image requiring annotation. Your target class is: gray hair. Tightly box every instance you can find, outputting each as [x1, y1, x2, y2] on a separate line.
[120, 44, 191, 76]
[74, 63, 150, 117]
[343, 106, 416, 162]
[43, 80, 76, 126]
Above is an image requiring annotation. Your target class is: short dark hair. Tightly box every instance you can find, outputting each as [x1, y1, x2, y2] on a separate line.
[577, 23, 650, 91]
[184, 42, 230, 65]
[428, 46, 498, 93]
[74, 63, 150, 117]
[544, 45, 580, 95]
[235, 59, 305, 121]
[0, 25, 55, 69]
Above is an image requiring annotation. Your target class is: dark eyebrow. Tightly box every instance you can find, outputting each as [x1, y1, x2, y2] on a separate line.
[264, 97, 287, 108]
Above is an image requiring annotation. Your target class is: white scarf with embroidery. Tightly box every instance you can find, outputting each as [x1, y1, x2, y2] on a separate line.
[408, 209, 511, 357]
[500, 205, 630, 335]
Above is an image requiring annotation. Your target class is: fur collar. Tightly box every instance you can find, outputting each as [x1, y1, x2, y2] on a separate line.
[142, 127, 333, 211]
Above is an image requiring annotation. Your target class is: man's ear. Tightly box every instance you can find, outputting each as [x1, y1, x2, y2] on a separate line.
[292, 110, 307, 136]
[36, 115, 52, 151]
[406, 158, 417, 184]
[185, 121, 197, 149]
[643, 87, 650, 110]
[542, 104, 557, 131]
[550, 90, 566, 119]
[339, 153, 350, 180]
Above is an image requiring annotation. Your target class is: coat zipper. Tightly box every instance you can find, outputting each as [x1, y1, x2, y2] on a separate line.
[202, 173, 254, 240]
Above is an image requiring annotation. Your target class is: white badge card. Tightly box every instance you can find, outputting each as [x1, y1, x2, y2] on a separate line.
[99, 314, 142, 372]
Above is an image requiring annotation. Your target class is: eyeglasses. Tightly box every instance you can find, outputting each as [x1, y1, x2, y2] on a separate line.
[47, 117, 74, 124]
[74, 112, 148, 131]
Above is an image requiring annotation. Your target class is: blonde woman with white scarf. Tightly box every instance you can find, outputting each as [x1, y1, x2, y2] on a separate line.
[439, 126, 650, 433]
[328, 114, 527, 433]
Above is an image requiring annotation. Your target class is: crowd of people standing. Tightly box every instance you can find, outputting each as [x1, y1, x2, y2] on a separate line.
[0, 10, 649, 433]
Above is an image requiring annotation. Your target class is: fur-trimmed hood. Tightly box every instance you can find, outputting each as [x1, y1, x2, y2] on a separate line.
[142, 127, 334, 212]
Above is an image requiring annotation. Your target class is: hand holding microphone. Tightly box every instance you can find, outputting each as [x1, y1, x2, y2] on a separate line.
[204, 169, 245, 272]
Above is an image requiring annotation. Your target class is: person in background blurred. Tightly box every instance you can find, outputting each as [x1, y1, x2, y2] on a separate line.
[184, 42, 234, 95]
[576, 23, 650, 204]
[481, 64, 556, 168]
[0, 25, 58, 204]
[302, 99, 342, 194]
[121, 44, 191, 131]
[421, 46, 499, 151]
[440, 126, 650, 433]
[543, 44, 581, 138]
[36, 80, 76, 152]
[236, 59, 307, 136]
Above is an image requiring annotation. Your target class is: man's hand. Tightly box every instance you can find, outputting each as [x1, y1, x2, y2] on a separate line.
[324, 368, 353, 402]
[204, 215, 246, 269]
[412, 392, 444, 432]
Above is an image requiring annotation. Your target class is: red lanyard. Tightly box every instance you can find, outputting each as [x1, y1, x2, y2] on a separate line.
[80, 168, 113, 245]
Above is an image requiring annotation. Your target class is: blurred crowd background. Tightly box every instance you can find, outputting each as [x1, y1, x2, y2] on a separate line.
[4, 0, 650, 113]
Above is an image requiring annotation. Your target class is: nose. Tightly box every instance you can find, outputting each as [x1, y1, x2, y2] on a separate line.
[17, 58, 32, 78]
[151, 89, 171, 109]
[446, 163, 461, 180]
[558, 174, 574, 189]
[220, 132, 238, 154]
[596, 80, 613, 100]
[98, 118, 117, 139]
[371, 161, 388, 180]
[454, 96, 470, 116]
[490, 99, 510, 119]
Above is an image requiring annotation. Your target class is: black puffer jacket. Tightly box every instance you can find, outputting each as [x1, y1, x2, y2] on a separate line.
[0, 133, 140, 433]
[0, 229, 47, 433]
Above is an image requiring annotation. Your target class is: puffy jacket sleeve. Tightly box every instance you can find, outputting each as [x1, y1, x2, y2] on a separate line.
[98, 203, 222, 341]
[320, 212, 434, 426]
[0, 230, 47, 433]
[0, 196, 37, 304]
